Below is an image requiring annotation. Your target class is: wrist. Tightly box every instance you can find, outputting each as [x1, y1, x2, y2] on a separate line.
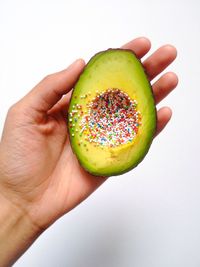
[0, 191, 43, 267]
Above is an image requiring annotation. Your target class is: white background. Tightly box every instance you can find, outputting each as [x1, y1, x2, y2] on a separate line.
[0, 0, 199, 266]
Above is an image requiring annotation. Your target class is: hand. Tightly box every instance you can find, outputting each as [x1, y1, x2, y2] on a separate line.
[0, 37, 178, 265]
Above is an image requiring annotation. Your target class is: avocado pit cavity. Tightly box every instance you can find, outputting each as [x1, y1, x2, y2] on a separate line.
[80, 88, 141, 147]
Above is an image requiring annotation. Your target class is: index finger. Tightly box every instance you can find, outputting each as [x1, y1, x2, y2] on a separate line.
[121, 37, 151, 58]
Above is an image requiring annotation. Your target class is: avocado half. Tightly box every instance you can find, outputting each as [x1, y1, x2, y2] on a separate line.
[68, 49, 156, 176]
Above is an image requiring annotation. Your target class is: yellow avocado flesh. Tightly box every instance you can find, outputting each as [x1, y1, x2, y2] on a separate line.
[68, 49, 156, 176]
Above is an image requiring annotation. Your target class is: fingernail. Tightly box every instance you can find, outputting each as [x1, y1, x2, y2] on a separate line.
[72, 58, 85, 66]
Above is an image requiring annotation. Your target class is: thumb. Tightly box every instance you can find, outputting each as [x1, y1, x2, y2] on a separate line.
[21, 59, 85, 116]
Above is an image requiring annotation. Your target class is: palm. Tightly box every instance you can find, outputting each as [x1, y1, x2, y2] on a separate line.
[0, 37, 178, 230]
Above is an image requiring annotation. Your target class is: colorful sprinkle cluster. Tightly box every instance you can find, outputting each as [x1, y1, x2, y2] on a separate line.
[79, 88, 141, 147]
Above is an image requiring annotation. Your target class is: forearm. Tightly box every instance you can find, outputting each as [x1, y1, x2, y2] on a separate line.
[0, 192, 42, 267]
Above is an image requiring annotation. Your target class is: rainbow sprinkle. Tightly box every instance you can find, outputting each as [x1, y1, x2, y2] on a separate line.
[79, 88, 141, 147]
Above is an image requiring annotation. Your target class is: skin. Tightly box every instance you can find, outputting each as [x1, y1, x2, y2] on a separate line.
[0, 37, 178, 266]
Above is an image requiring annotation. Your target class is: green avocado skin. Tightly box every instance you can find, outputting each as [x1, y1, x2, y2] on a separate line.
[68, 49, 157, 177]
